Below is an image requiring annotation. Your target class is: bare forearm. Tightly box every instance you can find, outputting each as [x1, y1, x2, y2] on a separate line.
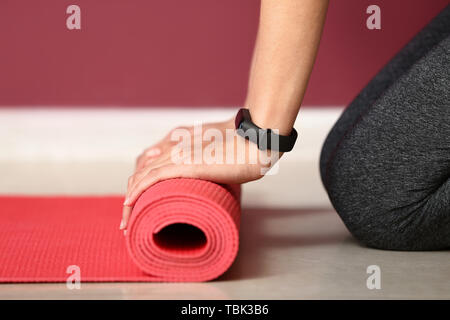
[245, 0, 329, 135]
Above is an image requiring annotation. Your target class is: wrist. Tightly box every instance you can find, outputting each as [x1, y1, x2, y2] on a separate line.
[245, 104, 296, 136]
[235, 108, 298, 152]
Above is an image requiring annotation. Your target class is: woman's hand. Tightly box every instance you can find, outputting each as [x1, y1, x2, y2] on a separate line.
[120, 117, 280, 232]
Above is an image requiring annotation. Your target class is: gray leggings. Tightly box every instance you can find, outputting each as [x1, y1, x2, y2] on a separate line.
[320, 5, 449, 251]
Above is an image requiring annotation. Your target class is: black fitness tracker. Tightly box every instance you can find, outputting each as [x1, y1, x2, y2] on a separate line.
[234, 108, 298, 152]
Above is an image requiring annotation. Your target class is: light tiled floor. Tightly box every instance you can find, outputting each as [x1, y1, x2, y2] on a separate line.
[1, 207, 449, 299]
[1, 108, 449, 299]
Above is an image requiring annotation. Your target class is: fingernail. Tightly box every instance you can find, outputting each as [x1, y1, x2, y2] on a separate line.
[119, 220, 124, 230]
[146, 148, 161, 156]
[123, 199, 129, 206]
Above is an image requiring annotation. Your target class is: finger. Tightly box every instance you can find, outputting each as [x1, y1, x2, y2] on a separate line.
[136, 147, 162, 170]
[124, 160, 169, 229]
[135, 125, 190, 170]
[142, 148, 173, 168]
[135, 153, 147, 171]
[124, 165, 193, 207]
[144, 147, 162, 158]
[128, 158, 171, 197]
[127, 174, 135, 191]
[120, 205, 132, 230]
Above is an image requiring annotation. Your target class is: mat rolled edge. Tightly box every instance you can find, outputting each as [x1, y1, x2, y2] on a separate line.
[125, 178, 241, 282]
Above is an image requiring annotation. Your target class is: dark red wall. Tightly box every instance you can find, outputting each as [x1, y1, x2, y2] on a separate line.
[0, 0, 447, 107]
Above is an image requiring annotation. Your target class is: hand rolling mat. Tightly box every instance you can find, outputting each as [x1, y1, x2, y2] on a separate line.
[0, 179, 241, 282]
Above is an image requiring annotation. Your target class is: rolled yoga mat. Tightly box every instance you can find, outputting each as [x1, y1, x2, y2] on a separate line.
[0, 179, 241, 282]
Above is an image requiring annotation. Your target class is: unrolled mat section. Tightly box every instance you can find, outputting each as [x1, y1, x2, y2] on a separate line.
[0, 179, 241, 282]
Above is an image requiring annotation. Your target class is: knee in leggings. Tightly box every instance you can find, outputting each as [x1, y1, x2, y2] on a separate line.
[332, 194, 447, 251]
[339, 212, 416, 251]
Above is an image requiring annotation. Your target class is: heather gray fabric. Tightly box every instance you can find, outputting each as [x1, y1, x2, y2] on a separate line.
[320, 5, 450, 251]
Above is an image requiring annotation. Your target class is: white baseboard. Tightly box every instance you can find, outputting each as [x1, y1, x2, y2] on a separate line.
[0, 107, 344, 208]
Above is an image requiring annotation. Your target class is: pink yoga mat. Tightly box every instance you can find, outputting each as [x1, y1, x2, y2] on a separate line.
[0, 179, 241, 282]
